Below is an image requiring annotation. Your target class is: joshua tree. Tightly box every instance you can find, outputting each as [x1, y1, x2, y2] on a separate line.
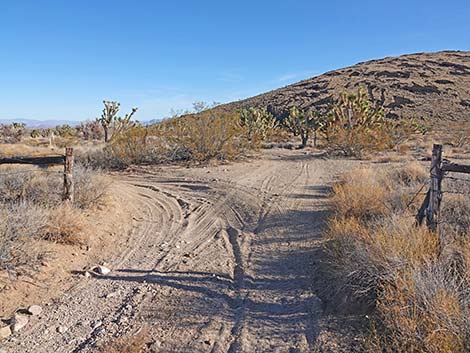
[97, 101, 138, 142]
[283, 107, 320, 148]
[239, 107, 278, 142]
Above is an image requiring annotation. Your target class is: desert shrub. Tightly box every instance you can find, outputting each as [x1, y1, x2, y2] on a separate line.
[0, 202, 47, 275]
[54, 124, 77, 137]
[74, 164, 110, 209]
[0, 163, 110, 277]
[30, 129, 41, 138]
[321, 88, 422, 157]
[239, 107, 278, 145]
[0, 165, 108, 208]
[91, 110, 250, 168]
[78, 120, 104, 140]
[40, 203, 86, 245]
[0, 123, 26, 143]
[174, 110, 248, 161]
[327, 163, 470, 352]
[387, 161, 428, 186]
[372, 261, 470, 353]
[331, 168, 390, 220]
[103, 126, 157, 166]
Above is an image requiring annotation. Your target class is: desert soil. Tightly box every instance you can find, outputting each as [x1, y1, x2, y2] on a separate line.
[2, 148, 362, 353]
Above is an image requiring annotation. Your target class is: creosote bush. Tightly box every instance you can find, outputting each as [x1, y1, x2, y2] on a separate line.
[92, 109, 256, 168]
[327, 163, 470, 353]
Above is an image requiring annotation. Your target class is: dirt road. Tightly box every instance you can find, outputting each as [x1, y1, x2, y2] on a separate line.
[3, 149, 358, 353]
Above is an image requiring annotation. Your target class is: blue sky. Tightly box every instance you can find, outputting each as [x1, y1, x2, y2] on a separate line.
[1, 0, 469, 121]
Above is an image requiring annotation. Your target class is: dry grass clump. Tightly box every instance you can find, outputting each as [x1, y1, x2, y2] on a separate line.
[387, 161, 428, 186]
[99, 327, 150, 353]
[372, 260, 470, 353]
[0, 203, 47, 274]
[0, 164, 110, 278]
[331, 168, 390, 220]
[73, 164, 110, 209]
[40, 204, 86, 245]
[327, 163, 470, 352]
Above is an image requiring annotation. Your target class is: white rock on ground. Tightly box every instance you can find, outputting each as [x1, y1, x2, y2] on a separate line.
[94, 266, 111, 275]
[27, 305, 42, 316]
[57, 326, 68, 334]
[11, 314, 29, 332]
[0, 326, 11, 339]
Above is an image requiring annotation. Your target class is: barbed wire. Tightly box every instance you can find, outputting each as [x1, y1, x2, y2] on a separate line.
[443, 174, 470, 182]
[405, 182, 429, 210]
[442, 190, 470, 195]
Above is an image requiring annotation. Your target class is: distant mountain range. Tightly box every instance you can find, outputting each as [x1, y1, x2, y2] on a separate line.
[0, 118, 161, 128]
[0, 118, 82, 129]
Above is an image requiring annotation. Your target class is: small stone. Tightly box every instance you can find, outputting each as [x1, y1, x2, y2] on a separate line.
[84, 271, 92, 278]
[119, 316, 128, 324]
[105, 291, 119, 299]
[41, 261, 50, 267]
[27, 305, 42, 316]
[92, 320, 102, 330]
[94, 266, 111, 275]
[0, 326, 11, 339]
[11, 314, 29, 332]
[57, 325, 68, 334]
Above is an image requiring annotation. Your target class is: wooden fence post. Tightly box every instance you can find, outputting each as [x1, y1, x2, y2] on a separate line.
[426, 144, 443, 232]
[63, 147, 74, 203]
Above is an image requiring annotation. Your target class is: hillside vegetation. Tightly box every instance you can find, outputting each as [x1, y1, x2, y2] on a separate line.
[219, 51, 470, 125]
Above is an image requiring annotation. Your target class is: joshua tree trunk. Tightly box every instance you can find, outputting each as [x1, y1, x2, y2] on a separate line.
[300, 131, 309, 148]
[103, 125, 109, 142]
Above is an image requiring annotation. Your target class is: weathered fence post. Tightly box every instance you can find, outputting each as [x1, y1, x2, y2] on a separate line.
[426, 144, 442, 232]
[63, 147, 74, 203]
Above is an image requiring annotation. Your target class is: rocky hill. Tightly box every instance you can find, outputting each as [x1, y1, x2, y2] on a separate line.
[221, 51, 470, 123]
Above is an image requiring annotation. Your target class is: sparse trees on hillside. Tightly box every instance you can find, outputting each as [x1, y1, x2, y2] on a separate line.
[97, 101, 138, 142]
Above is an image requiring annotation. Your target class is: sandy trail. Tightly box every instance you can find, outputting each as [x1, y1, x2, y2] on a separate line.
[3, 149, 357, 353]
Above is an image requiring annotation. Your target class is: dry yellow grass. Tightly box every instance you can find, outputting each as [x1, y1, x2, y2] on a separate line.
[331, 167, 390, 220]
[327, 163, 470, 353]
[41, 204, 87, 245]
